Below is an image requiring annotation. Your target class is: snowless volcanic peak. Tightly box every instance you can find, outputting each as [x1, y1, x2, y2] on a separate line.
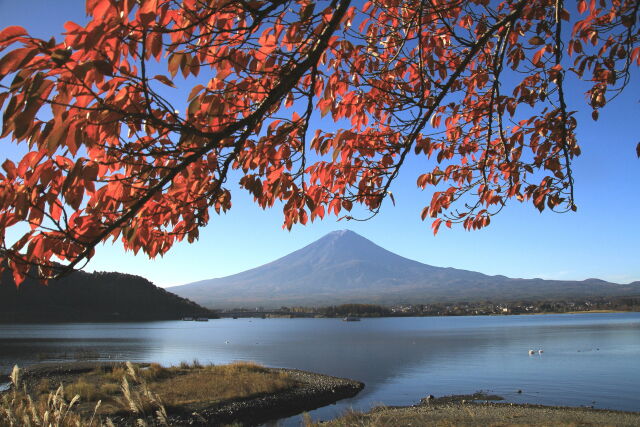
[168, 230, 640, 308]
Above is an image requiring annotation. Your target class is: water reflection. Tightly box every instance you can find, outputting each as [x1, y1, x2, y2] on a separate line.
[1, 313, 638, 423]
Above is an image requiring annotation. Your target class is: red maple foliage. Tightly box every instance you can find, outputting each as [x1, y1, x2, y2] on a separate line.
[0, 0, 638, 283]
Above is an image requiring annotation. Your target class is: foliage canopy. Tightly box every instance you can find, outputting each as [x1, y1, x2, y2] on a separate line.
[0, 0, 638, 283]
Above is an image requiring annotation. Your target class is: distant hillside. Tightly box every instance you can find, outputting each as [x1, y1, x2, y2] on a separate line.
[168, 230, 640, 308]
[0, 269, 215, 322]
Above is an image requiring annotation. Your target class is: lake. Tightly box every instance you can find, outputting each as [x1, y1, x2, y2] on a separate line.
[1, 313, 639, 424]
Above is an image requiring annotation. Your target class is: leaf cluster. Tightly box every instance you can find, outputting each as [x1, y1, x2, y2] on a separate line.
[0, 0, 637, 282]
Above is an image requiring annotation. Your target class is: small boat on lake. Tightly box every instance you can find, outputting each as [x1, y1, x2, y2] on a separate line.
[343, 316, 361, 322]
[195, 317, 209, 322]
[182, 316, 194, 321]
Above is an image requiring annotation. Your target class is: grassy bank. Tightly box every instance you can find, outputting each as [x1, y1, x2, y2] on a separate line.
[310, 395, 640, 427]
[2, 361, 292, 425]
[57, 361, 294, 414]
[1, 361, 363, 426]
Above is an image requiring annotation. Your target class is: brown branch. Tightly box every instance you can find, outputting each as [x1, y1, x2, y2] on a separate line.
[57, 0, 353, 276]
[366, 0, 528, 218]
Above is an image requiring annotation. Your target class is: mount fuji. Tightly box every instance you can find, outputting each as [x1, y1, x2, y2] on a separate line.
[168, 230, 640, 308]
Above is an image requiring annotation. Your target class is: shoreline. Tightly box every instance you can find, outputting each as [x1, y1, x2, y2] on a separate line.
[313, 392, 640, 426]
[522, 309, 628, 315]
[219, 309, 635, 319]
[0, 309, 635, 323]
[6, 362, 364, 426]
[6, 362, 640, 426]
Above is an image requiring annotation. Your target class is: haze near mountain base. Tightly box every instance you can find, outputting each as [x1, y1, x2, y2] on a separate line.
[168, 231, 640, 309]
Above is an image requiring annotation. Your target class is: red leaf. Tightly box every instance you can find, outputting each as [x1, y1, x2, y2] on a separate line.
[92, 0, 117, 20]
[2, 159, 17, 179]
[318, 99, 332, 117]
[148, 31, 162, 60]
[0, 47, 38, 79]
[577, 0, 587, 14]
[188, 84, 204, 101]
[12, 266, 27, 286]
[154, 74, 175, 87]
[50, 202, 63, 222]
[30, 236, 45, 259]
[17, 151, 45, 176]
[420, 207, 429, 221]
[0, 26, 27, 47]
[168, 53, 180, 78]
[138, 0, 159, 25]
[86, 0, 101, 16]
[431, 218, 442, 235]
[529, 37, 545, 46]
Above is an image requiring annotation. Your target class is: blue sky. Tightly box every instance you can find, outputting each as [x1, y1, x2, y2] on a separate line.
[0, 1, 638, 287]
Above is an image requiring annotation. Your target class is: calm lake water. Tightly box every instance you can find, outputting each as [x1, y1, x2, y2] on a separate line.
[1, 313, 639, 424]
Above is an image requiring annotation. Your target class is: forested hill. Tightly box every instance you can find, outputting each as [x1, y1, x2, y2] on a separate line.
[0, 269, 215, 322]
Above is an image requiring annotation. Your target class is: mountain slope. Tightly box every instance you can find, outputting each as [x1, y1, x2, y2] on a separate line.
[168, 230, 640, 308]
[0, 269, 215, 322]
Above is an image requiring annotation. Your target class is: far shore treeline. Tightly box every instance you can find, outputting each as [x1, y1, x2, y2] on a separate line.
[218, 298, 640, 318]
[2, 263, 638, 323]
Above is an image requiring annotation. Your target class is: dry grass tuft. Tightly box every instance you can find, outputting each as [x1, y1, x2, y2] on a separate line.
[1, 365, 168, 426]
[65, 379, 100, 401]
[35, 378, 51, 396]
[2, 361, 296, 426]
[9, 365, 20, 388]
[140, 363, 170, 381]
[0, 366, 94, 427]
[148, 361, 296, 407]
[99, 383, 121, 396]
[309, 403, 640, 427]
[99, 366, 127, 382]
[304, 408, 378, 427]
